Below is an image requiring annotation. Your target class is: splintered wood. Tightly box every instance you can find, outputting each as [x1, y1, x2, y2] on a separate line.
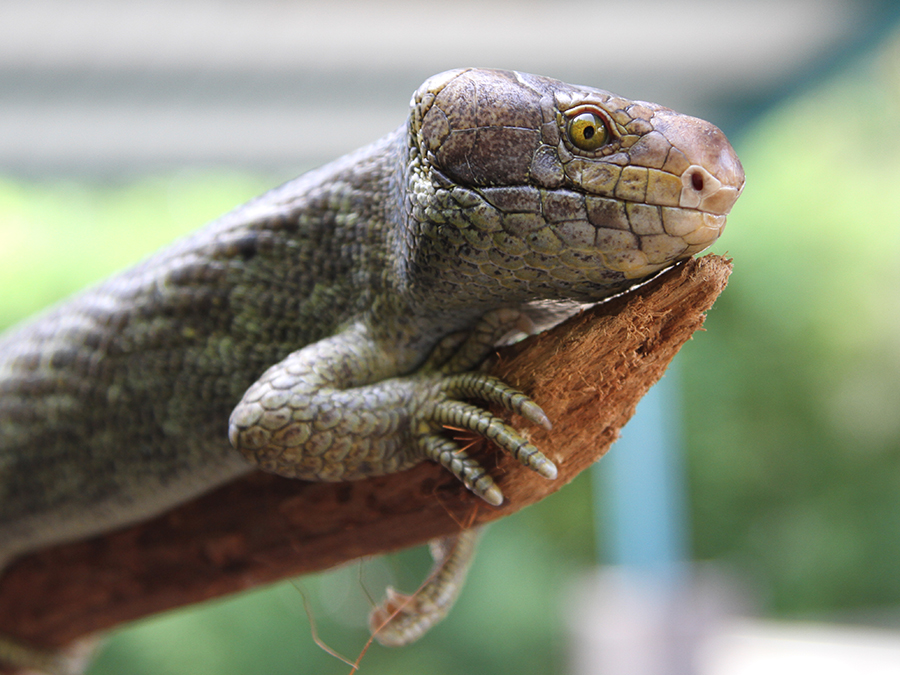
[0, 254, 731, 654]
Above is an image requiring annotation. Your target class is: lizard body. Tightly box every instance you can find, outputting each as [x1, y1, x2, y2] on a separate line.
[0, 68, 743, 670]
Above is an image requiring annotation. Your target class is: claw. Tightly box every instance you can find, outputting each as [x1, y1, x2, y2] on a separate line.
[429, 400, 557, 480]
[418, 433, 504, 505]
[438, 372, 552, 430]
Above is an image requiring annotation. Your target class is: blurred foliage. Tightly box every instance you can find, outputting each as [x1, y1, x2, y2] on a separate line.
[0, 170, 274, 331]
[3, 30, 900, 675]
[682, 34, 900, 614]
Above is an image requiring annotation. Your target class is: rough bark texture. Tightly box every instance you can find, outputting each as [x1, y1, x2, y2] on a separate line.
[0, 254, 731, 656]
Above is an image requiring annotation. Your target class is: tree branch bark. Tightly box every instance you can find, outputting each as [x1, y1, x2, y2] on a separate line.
[0, 254, 731, 655]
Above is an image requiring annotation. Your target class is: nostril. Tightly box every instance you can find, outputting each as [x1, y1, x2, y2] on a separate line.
[679, 165, 721, 209]
[690, 170, 704, 192]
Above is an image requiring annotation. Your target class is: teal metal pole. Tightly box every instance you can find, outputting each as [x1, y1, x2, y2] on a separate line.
[592, 364, 689, 577]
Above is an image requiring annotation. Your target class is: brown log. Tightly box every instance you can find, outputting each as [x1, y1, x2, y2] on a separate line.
[0, 254, 731, 657]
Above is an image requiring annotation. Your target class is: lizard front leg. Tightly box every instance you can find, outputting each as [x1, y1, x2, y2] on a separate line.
[228, 308, 556, 506]
[228, 309, 556, 643]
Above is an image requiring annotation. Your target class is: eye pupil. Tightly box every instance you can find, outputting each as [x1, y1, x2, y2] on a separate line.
[583, 126, 595, 140]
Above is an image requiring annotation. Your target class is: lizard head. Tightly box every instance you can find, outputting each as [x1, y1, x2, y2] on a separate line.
[405, 68, 744, 304]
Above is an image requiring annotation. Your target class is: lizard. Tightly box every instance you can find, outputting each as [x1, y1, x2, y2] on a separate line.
[0, 67, 744, 672]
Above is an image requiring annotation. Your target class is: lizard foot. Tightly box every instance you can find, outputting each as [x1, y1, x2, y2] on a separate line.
[412, 373, 555, 506]
[369, 527, 481, 646]
[412, 308, 555, 506]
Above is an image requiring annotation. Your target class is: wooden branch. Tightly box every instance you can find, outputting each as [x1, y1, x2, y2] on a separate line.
[0, 254, 731, 655]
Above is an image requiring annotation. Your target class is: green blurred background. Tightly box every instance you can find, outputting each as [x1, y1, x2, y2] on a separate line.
[3, 2, 900, 673]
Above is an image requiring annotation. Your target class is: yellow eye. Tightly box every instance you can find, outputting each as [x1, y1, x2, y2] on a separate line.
[567, 110, 609, 151]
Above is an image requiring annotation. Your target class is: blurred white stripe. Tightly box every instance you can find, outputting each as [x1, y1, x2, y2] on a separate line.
[0, 0, 854, 76]
[698, 620, 900, 675]
[0, 0, 862, 174]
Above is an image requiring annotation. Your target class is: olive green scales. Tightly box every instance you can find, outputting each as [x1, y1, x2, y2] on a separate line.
[0, 68, 743, 671]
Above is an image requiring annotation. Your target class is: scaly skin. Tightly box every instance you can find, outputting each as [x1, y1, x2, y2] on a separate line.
[0, 68, 743, 671]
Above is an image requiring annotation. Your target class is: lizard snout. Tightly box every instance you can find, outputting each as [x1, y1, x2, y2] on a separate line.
[654, 112, 745, 216]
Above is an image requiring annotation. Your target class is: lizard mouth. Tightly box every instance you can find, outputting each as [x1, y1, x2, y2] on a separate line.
[594, 116, 744, 278]
[545, 170, 740, 280]
[593, 207, 729, 279]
